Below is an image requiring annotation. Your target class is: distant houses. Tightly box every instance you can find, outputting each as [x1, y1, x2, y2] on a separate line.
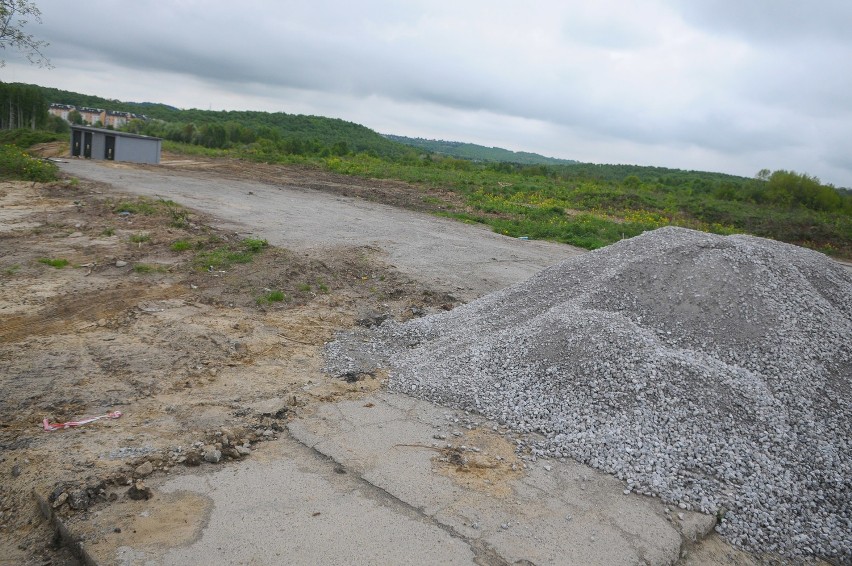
[49, 103, 147, 128]
[49, 103, 74, 121]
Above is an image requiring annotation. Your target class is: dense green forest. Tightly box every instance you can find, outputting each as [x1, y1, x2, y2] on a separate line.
[6, 82, 852, 258]
[0, 82, 50, 130]
[34, 84, 409, 158]
[384, 135, 579, 165]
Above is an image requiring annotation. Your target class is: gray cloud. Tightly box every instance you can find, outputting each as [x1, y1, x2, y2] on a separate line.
[675, 1, 852, 43]
[6, 0, 850, 186]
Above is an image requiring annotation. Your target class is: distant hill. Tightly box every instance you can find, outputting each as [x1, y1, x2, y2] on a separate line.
[30, 84, 409, 157]
[35, 85, 179, 115]
[384, 134, 579, 165]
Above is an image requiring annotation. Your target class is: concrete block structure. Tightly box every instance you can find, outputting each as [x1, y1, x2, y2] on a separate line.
[70, 125, 162, 165]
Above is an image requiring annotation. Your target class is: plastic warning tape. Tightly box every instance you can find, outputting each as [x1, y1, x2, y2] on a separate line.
[42, 411, 122, 431]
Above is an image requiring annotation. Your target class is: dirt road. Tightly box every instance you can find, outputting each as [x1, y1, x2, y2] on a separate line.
[57, 158, 581, 302]
[0, 159, 763, 565]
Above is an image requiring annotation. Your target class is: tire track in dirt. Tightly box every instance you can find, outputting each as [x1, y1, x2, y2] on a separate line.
[0, 284, 186, 344]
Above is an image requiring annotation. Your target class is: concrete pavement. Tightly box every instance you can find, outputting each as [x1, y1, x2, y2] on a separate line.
[65, 392, 716, 565]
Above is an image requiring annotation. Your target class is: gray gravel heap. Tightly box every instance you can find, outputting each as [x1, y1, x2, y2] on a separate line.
[325, 226, 852, 561]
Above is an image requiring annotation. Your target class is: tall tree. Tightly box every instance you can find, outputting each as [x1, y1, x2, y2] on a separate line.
[0, 82, 47, 129]
[0, 0, 51, 67]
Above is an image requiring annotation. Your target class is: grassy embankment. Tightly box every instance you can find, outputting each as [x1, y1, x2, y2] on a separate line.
[0, 130, 61, 182]
[163, 140, 851, 258]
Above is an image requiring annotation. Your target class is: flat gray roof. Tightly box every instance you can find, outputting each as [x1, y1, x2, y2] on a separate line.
[70, 125, 162, 142]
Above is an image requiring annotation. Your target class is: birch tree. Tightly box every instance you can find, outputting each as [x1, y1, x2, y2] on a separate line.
[0, 0, 51, 68]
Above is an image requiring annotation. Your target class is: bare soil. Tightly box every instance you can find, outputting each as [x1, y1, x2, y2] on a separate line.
[0, 155, 770, 565]
[0, 176, 457, 565]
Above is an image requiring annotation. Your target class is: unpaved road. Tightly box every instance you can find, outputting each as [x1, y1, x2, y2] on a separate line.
[58, 158, 581, 302]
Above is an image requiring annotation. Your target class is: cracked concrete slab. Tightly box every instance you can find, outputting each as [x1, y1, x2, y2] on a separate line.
[72, 437, 478, 565]
[288, 392, 717, 565]
[61, 392, 731, 566]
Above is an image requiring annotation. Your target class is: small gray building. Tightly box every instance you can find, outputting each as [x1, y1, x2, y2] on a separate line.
[70, 126, 162, 165]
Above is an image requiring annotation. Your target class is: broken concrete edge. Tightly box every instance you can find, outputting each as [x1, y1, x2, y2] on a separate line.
[34, 489, 100, 566]
[676, 516, 719, 561]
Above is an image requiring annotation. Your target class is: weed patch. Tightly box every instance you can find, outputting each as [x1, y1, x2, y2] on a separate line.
[38, 258, 68, 269]
[170, 239, 192, 252]
[3, 264, 21, 276]
[256, 290, 288, 305]
[130, 233, 151, 244]
[115, 200, 158, 215]
[133, 263, 167, 274]
[0, 145, 59, 182]
[243, 238, 268, 252]
[194, 237, 269, 270]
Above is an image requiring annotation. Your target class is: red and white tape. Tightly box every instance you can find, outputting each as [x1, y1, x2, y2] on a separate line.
[42, 411, 122, 431]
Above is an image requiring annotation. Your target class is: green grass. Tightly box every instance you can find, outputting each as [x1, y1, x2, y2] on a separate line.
[0, 128, 65, 148]
[243, 238, 268, 252]
[164, 138, 852, 258]
[38, 258, 69, 268]
[170, 239, 192, 252]
[115, 200, 158, 215]
[130, 233, 150, 243]
[113, 198, 190, 226]
[101, 227, 115, 237]
[298, 280, 330, 294]
[316, 154, 852, 257]
[0, 144, 59, 182]
[133, 263, 167, 274]
[256, 290, 287, 305]
[3, 264, 21, 276]
[194, 237, 269, 270]
[195, 248, 254, 269]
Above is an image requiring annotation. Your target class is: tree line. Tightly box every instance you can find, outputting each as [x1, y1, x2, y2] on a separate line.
[0, 82, 48, 130]
[8, 81, 851, 215]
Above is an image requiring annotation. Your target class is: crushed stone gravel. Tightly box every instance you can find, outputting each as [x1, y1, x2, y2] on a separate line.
[325, 227, 852, 562]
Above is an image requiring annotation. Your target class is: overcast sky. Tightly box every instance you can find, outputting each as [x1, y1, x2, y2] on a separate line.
[3, 1, 851, 186]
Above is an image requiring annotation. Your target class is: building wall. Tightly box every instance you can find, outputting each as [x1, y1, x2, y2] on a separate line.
[70, 127, 161, 165]
[116, 136, 161, 165]
[105, 113, 131, 128]
[80, 110, 106, 125]
[88, 132, 105, 159]
[49, 107, 71, 120]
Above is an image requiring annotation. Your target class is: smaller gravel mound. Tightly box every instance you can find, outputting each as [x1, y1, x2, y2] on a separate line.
[325, 227, 852, 561]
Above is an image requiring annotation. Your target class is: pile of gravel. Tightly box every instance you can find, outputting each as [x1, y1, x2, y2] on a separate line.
[325, 227, 852, 561]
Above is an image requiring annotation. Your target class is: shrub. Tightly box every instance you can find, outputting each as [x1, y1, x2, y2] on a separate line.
[0, 145, 59, 182]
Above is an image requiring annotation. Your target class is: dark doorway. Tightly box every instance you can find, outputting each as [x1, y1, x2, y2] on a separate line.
[83, 132, 93, 158]
[72, 130, 82, 157]
[105, 135, 116, 160]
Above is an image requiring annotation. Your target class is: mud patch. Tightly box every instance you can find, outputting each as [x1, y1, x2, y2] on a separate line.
[82, 490, 212, 558]
[432, 429, 523, 498]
